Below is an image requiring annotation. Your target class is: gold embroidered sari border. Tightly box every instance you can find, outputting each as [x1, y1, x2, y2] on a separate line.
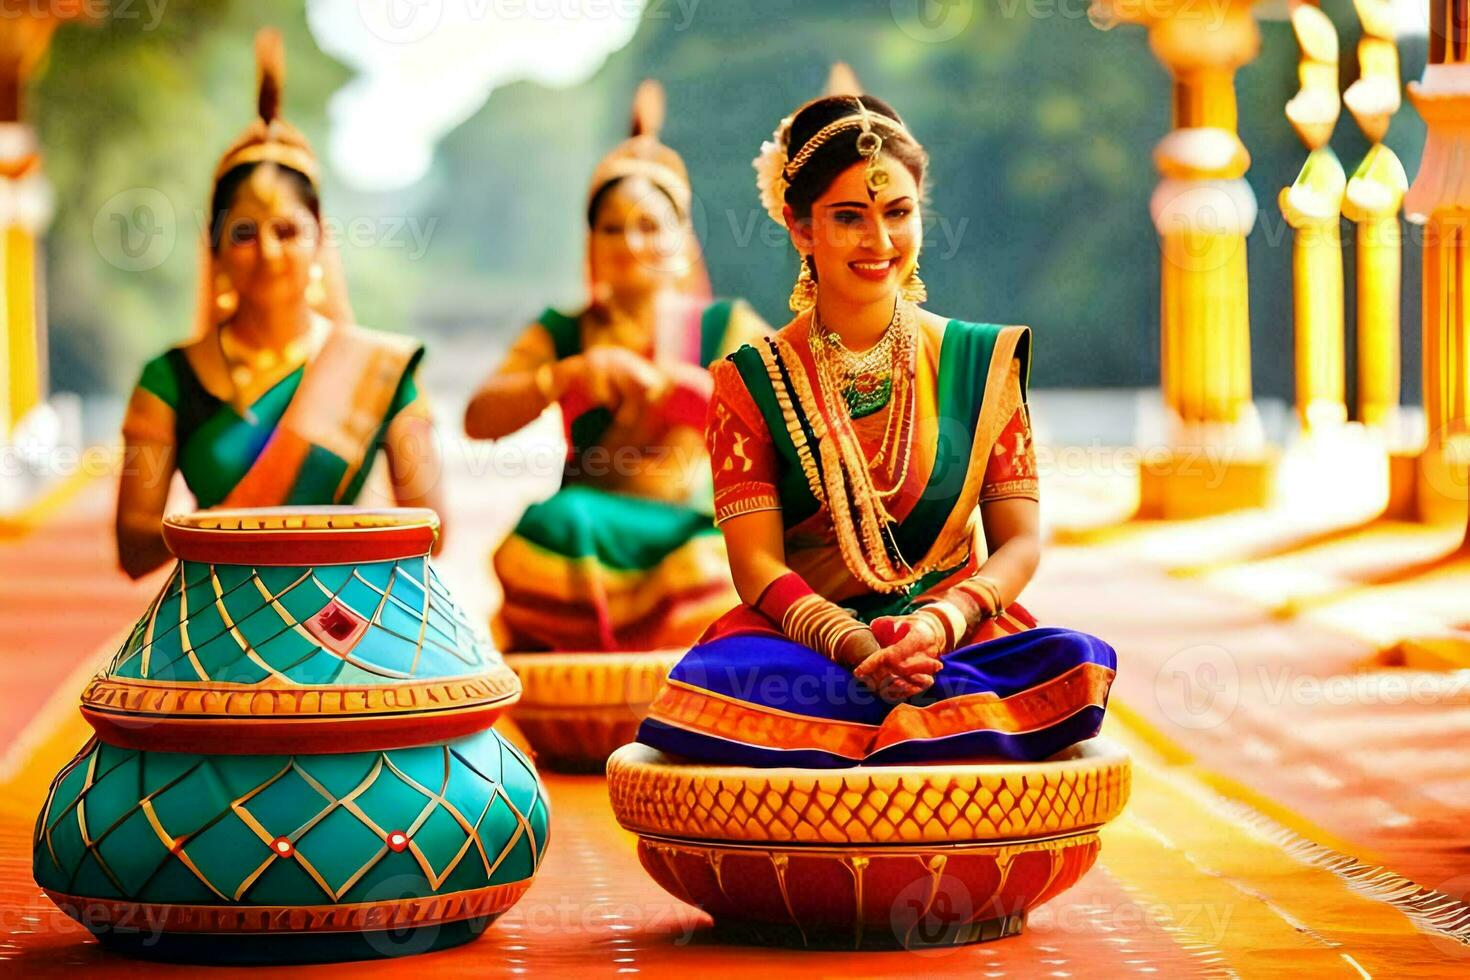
[714, 494, 784, 524]
[922, 326, 1029, 568]
[981, 478, 1040, 503]
[758, 336, 825, 502]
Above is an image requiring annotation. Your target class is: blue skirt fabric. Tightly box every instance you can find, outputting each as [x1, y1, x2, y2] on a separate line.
[636, 626, 1117, 768]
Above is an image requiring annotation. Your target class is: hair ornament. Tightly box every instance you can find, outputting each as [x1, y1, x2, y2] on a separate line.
[852, 97, 890, 194]
[754, 114, 794, 226]
[213, 28, 319, 184]
[778, 102, 907, 188]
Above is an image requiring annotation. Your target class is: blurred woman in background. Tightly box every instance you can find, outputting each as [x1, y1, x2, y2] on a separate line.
[465, 81, 767, 652]
[116, 31, 443, 578]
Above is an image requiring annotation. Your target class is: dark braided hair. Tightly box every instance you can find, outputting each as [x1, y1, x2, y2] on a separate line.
[783, 95, 927, 221]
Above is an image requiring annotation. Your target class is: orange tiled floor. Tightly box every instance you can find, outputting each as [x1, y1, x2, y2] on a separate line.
[3, 476, 1470, 976]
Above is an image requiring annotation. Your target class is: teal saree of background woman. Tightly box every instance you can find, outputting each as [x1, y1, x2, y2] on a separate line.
[126, 319, 425, 509]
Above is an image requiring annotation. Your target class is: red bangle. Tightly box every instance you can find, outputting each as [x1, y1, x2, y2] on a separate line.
[754, 572, 814, 626]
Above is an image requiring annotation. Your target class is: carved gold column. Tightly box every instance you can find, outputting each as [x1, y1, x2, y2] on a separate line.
[0, 18, 54, 438]
[1280, 2, 1346, 433]
[0, 3, 97, 442]
[1342, 0, 1407, 431]
[0, 126, 48, 438]
[1091, 0, 1271, 517]
[1405, 0, 1470, 528]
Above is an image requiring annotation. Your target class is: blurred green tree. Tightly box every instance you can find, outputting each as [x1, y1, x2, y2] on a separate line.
[25, 0, 1430, 412]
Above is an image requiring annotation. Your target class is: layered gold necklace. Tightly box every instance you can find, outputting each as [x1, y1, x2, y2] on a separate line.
[811, 303, 903, 418]
[809, 301, 917, 502]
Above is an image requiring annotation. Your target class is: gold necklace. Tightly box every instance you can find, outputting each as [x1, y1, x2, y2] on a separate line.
[809, 303, 917, 504]
[216, 317, 321, 419]
[872, 314, 917, 497]
[868, 307, 916, 498]
[812, 303, 901, 418]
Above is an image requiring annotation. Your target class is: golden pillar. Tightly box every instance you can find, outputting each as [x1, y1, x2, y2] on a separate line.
[0, 20, 52, 437]
[1405, 0, 1470, 528]
[0, 4, 96, 441]
[1092, 0, 1272, 517]
[1280, 2, 1346, 433]
[1342, 0, 1407, 431]
[0, 128, 48, 438]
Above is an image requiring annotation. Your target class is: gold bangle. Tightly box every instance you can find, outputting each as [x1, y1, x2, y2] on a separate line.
[783, 594, 865, 665]
[973, 576, 1005, 615]
[918, 600, 965, 649]
[953, 578, 1002, 619]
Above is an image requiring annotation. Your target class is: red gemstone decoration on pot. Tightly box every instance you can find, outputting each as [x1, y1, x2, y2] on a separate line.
[304, 599, 369, 655]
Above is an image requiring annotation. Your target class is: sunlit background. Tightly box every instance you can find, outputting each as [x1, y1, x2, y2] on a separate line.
[32, 0, 1431, 432]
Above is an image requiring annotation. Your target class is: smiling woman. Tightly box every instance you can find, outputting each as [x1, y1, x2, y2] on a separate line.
[464, 81, 768, 656]
[113, 30, 445, 579]
[635, 93, 1118, 767]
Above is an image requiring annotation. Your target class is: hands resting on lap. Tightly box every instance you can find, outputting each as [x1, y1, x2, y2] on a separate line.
[853, 613, 948, 704]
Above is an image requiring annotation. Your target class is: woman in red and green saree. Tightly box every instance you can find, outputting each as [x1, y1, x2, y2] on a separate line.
[465, 82, 767, 652]
[637, 94, 1116, 767]
[116, 32, 444, 579]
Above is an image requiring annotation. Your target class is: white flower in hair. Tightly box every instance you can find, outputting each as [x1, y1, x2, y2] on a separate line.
[753, 115, 793, 227]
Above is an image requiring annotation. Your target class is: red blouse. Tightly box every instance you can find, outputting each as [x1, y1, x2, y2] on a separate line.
[706, 355, 1038, 527]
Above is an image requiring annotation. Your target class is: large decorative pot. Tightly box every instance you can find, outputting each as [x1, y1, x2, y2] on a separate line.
[607, 739, 1129, 949]
[33, 509, 550, 964]
[504, 651, 681, 772]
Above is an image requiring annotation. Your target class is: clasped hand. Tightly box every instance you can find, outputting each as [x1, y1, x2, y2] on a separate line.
[852, 613, 948, 703]
[576, 346, 669, 416]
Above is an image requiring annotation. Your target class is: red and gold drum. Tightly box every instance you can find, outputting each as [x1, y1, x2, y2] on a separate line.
[608, 739, 1130, 949]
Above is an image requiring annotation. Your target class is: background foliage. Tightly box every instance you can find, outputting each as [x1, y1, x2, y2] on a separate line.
[31, 0, 1428, 410]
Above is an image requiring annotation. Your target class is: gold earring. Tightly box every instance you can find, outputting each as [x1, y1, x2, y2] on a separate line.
[901, 261, 927, 304]
[789, 254, 817, 313]
[305, 262, 326, 308]
[214, 271, 238, 319]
